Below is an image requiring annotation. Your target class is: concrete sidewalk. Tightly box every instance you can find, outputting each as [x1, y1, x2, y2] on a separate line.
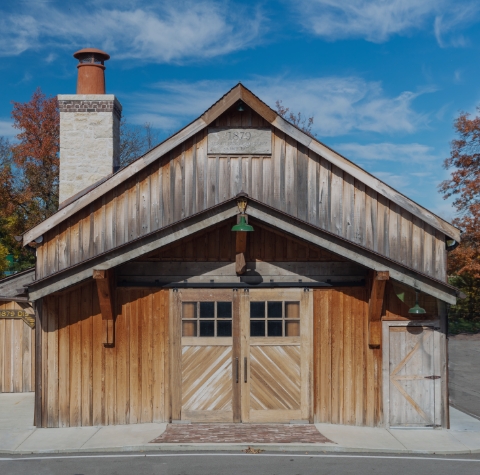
[2, 393, 480, 454]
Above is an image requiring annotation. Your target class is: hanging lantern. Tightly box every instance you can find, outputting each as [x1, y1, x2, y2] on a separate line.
[408, 291, 426, 314]
[237, 101, 245, 112]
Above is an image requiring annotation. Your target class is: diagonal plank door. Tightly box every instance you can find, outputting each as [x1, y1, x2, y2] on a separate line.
[242, 289, 312, 423]
[175, 289, 238, 423]
[388, 325, 437, 427]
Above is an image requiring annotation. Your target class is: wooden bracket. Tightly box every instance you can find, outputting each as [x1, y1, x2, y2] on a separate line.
[368, 271, 389, 348]
[93, 269, 115, 346]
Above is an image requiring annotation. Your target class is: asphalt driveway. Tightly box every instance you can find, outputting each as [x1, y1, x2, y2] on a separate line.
[449, 334, 480, 419]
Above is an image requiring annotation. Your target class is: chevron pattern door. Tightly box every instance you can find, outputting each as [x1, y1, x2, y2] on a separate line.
[173, 288, 313, 423]
[241, 289, 313, 423]
[175, 289, 237, 423]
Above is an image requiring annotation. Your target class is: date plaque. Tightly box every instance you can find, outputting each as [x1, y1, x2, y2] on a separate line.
[208, 127, 271, 154]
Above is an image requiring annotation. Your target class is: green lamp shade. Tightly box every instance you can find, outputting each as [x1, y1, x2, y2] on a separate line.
[408, 303, 426, 314]
[408, 292, 426, 314]
[231, 216, 254, 232]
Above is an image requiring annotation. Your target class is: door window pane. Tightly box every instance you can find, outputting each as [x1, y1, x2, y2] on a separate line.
[182, 302, 197, 319]
[217, 320, 232, 337]
[285, 320, 300, 337]
[217, 302, 232, 319]
[200, 302, 215, 318]
[182, 320, 197, 337]
[268, 320, 283, 336]
[250, 320, 265, 337]
[285, 302, 299, 319]
[267, 301, 282, 318]
[200, 320, 215, 336]
[250, 302, 265, 318]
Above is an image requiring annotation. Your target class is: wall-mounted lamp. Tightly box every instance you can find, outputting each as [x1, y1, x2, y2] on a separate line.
[446, 238, 459, 252]
[231, 192, 254, 232]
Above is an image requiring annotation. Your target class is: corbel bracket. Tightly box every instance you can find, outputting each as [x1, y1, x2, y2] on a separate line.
[93, 269, 115, 346]
[368, 271, 389, 348]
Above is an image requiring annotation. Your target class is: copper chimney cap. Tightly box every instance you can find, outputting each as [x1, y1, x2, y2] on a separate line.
[73, 48, 110, 95]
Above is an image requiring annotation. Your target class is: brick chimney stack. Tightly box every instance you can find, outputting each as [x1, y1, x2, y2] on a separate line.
[58, 48, 122, 204]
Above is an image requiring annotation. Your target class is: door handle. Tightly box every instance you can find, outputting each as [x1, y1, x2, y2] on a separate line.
[235, 357, 239, 383]
[244, 357, 247, 383]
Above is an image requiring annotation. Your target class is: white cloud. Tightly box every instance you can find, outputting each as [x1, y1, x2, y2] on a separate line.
[0, 120, 15, 137]
[0, 1, 264, 62]
[334, 142, 437, 163]
[292, 0, 480, 45]
[127, 77, 426, 137]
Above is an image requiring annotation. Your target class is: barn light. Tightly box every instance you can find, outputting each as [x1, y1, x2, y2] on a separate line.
[237, 101, 245, 112]
[408, 291, 426, 314]
[232, 215, 254, 232]
[446, 238, 459, 252]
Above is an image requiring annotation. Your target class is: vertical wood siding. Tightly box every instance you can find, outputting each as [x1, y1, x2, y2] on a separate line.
[0, 301, 35, 393]
[40, 283, 169, 427]
[37, 106, 447, 283]
[313, 287, 382, 427]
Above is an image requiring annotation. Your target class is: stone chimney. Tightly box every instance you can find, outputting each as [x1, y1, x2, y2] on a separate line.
[58, 48, 122, 204]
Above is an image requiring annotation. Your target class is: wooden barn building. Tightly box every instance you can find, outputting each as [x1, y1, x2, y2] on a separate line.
[14, 49, 462, 429]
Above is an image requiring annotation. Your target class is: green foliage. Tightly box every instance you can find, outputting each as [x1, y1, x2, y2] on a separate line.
[448, 318, 480, 335]
[447, 275, 480, 334]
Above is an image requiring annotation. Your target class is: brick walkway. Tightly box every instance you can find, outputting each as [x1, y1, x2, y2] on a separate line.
[150, 424, 333, 444]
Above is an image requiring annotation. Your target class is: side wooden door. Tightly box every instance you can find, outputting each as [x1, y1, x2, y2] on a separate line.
[241, 289, 313, 423]
[386, 323, 441, 428]
[172, 289, 239, 422]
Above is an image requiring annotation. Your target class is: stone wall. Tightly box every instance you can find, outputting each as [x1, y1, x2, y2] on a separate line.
[58, 94, 122, 204]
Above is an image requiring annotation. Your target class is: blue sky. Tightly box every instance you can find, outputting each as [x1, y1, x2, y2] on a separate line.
[1, 0, 480, 222]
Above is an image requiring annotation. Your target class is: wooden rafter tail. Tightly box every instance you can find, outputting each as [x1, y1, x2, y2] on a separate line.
[93, 269, 115, 346]
[368, 271, 389, 348]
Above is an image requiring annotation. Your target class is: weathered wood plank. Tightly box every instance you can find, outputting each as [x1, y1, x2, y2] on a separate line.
[58, 293, 70, 426]
[81, 284, 93, 426]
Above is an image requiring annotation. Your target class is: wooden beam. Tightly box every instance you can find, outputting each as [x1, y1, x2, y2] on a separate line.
[93, 269, 115, 345]
[368, 271, 389, 348]
[235, 223, 248, 275]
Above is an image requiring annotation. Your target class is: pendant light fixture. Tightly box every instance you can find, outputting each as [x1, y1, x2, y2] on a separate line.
[408, 291, 426, 314]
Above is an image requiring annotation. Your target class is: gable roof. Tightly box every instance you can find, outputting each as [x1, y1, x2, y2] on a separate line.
[23, 83, 460, 246]
[26, 196, 459, 304]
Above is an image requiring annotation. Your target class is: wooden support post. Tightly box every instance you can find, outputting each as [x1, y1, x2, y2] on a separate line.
[368, 271, 389, 348]
[235, 232, 247, 275]
[93, 269, 115, 345]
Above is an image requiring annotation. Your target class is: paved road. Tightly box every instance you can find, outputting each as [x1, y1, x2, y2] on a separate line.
[2, 453, 480, 475]
[449, 334, 480, 418]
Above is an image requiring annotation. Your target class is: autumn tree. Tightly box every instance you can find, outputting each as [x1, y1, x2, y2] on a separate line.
[275, 100, 316, 137]
[0, 89, 160, 275]
[440, 108, 480, 324]
[0, 89, 59, 274]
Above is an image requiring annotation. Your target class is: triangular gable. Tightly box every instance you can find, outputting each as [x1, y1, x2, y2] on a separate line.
[23, 83, 460, 245]
[27, 197, 458, 304]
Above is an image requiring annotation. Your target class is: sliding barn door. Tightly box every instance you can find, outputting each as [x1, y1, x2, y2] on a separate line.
[386, 323, 442, 428]
[242, 289, 313, 423]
